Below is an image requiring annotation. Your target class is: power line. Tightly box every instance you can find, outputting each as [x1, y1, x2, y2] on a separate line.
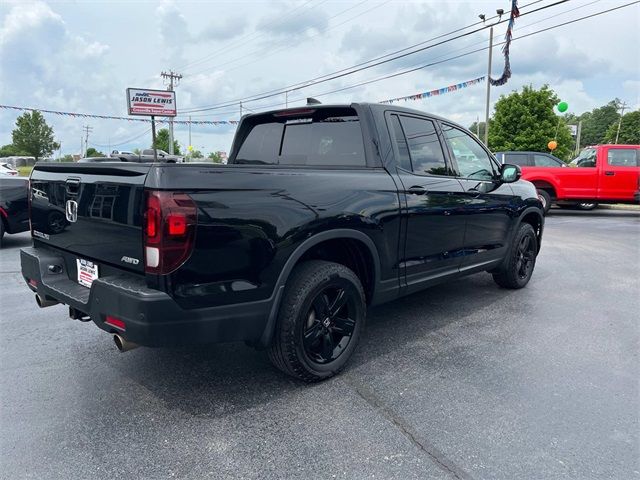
[185, 0, 387, 78]
[178, 0, 327, 72]
[178, 0, 563, 113]
[90, 128, 152, 148]
[182, 0, 603, 118]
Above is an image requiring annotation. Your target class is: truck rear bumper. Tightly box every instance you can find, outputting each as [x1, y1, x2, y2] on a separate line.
[21, 247, 275, 348]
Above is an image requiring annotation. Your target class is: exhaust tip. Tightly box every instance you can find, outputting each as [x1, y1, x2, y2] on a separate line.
[35, 293, 59, 308]
[113, 334, 139, 353]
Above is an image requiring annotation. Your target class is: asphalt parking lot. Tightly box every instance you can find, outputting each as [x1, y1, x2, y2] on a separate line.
[1, 210, 639, 480]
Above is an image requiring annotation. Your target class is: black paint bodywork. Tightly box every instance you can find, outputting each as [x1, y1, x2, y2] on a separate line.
[22, 103, 544, 348]
[0, 176, 29, 237]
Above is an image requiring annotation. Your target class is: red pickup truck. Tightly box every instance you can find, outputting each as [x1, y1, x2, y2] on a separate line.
[510, 145, 640, 213]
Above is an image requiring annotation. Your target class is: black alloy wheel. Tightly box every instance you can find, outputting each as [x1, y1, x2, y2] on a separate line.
[302, 282, 357, 365]
[492, 222, 538, 289]
[268, 260, 365, 382]
[515, 234, 536, 280]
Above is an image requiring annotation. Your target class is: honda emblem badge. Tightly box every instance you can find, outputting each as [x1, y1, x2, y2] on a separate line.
[65, 200, 78, 223]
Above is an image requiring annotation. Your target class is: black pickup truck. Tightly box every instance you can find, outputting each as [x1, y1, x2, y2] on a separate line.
[21, 103, 544, 381]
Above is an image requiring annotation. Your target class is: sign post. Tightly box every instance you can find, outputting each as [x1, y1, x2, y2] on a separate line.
[126, 88, 177, 161]
[150, 116, 158, 163]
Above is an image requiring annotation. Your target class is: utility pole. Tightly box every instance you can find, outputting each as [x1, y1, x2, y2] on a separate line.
[614, 101, 628, 144]
[484, 26, 494, 147]
[160, 70, 182, 154]
[239, 101, 243, 118]
[188, 115, 192, 149]
[82, 125, 92, 157]
[575, 120, 582, 156]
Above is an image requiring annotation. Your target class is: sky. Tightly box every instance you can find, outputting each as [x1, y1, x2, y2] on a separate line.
[0, 0, 639, 157]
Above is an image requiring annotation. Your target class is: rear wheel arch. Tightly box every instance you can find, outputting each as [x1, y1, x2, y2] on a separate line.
[517, 208, 544, 253]
[258, 229, 381, 348]
[529, 179, 557, 198]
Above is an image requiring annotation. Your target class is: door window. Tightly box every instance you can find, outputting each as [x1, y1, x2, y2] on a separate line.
[442, 124, 496, 180]
[533, 154, 563, 167]
[399, 116, 449, 176]
[389, 115, 412, 171]
[505, 153, 530, 166]
[607, 148, 639, 167]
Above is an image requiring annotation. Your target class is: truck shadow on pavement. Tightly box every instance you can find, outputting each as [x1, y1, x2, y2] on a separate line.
[109, 273, 516, 418]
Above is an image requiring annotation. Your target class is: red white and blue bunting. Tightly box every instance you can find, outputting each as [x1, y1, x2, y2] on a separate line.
[0, 105, 239, 125]
[380, 76, 485, 104]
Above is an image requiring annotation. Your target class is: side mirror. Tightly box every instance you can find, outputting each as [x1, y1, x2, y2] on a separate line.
[500, 163, 521, 183]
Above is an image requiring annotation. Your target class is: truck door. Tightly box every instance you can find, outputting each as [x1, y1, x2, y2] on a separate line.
[598, 146, 640, 201]
[386, 113, 467, 293]
[439, 123, 515, 272]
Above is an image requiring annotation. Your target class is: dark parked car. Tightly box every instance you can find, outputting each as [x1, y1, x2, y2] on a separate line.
[495, 151, 567, 168]
[0, 176, 29, 247]
[21, 103, 544, 381]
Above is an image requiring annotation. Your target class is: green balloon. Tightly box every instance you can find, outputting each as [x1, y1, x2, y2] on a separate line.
[557, 101, 569, 113]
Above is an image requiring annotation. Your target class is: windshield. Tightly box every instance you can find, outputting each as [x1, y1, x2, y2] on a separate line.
[570, 148, 596, 167]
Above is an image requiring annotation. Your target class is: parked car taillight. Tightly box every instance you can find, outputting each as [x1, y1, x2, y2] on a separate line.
[143, 190, 197, 275]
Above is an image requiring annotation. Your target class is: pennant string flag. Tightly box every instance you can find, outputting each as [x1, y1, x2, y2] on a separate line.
[0, 105, 239, 125]
[489, 0, 519, 87]
[379, 76, 485, 104]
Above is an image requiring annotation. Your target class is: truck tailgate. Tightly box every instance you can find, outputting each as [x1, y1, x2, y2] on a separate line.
[29, 163, 151, 274]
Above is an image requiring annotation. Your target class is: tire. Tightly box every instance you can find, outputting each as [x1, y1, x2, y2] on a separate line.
[536, 189, 551, 215]
[492, 223, 538, 289]
[577, 202, 598, 210]
[268, 260, 366, 382]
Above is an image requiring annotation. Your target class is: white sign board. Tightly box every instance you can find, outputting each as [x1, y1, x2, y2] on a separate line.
[127, 88, 177, 117]
[569, 124, 578, 136]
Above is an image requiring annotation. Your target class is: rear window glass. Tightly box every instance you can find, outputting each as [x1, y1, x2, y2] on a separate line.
[234, 108, 365, 166]
[607, 148, 639, 167]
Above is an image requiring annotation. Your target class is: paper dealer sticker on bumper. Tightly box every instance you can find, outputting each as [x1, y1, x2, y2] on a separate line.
[77, 259, 98, 288]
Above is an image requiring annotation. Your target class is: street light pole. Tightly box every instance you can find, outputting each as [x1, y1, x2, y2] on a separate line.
[484, 26, 494, 147]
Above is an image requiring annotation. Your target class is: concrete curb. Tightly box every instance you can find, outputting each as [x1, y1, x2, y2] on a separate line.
[598, 204, 640, 211]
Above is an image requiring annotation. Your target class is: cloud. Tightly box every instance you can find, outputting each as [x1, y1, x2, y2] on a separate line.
[194, 16, 248, 42]
[256, 2, 329, 39]
[156, 0, 189, 67]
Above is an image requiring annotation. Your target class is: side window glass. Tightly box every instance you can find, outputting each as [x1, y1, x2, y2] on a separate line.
[533, 154, 562, 167]
[389, 115, 412, 171]
[442, 124, 496, 180]
[399, 116, 449, 175]
[607, 149, 638, 167]
[505, 153, 529, 166]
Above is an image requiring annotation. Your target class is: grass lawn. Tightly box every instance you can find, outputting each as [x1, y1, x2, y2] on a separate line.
[18, 166, 33, 177]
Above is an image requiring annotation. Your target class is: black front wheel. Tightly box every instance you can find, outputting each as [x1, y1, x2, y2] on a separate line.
[268, 260, 365, 382]
[493, 223, 538, 289]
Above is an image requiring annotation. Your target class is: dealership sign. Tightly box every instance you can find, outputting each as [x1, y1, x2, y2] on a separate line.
[126, 88, 177, 117]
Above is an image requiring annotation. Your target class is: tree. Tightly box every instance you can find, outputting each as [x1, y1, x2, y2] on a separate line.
[467, 121, 486, 140]
[85, 147, 105, 158]
[11, 111, 59, 161]
[61, 154, 74, 162]
[578, 100, 620, 147]
[152, 128, 181, 155]
[133, 148, 141, 155]
[190, 149, 204, 159]
[0, 143, 29, 157]
[488, 85, 574, 161]
[604, 110, 640, 145]
[208, 151, 223, 163]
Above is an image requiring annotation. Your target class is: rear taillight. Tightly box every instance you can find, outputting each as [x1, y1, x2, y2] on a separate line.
[143, 191, 197, 275]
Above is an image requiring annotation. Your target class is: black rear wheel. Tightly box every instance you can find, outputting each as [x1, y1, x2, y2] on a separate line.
[268, 260, 365, 382]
